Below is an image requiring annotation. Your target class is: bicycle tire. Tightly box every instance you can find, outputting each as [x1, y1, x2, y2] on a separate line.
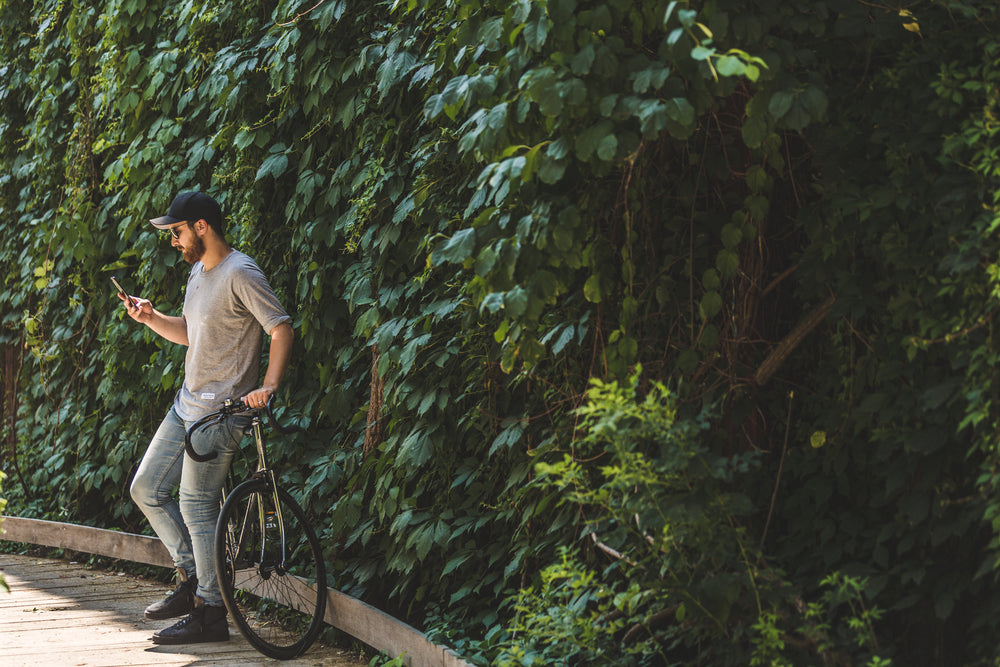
[215, 478, 327, 660]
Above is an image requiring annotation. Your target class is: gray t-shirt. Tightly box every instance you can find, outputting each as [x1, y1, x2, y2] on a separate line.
[174, 250, 291, 421]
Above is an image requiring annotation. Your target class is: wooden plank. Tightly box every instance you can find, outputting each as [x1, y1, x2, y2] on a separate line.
[1, 516, 173, 568]
[1, 517, 474, 667]
[0, 553, 366, 667]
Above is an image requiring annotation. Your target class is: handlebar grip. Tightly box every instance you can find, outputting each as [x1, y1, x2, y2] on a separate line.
[264, 395, 301, 435]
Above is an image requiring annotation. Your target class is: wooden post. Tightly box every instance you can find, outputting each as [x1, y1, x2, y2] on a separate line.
[754, 293, 836, 387]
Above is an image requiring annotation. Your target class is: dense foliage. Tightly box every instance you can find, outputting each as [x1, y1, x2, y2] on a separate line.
[3, 0, 1000, 663]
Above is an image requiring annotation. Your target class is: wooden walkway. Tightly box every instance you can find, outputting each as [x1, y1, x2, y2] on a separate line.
[0, 553, 367, 666]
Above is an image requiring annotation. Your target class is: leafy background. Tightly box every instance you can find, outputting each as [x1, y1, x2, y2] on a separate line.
[2, 0, 1000, 664]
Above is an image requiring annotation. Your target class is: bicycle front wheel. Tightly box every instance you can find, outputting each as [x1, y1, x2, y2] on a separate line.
[215, 478, 327, 659]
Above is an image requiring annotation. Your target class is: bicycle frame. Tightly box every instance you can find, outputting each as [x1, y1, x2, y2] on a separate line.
[215, 410, 292, 575]
[246, 411, 290, 571]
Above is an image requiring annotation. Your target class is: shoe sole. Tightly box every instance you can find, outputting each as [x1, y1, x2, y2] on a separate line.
[151, 633, 230, 645]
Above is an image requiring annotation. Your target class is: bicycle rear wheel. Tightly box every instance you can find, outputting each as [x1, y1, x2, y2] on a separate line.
[215, 478, 327, 659]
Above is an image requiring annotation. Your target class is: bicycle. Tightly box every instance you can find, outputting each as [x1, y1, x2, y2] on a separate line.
[185, 396, 327, 660]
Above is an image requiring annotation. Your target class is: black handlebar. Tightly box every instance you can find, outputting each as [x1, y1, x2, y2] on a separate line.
[184, 395, 301, 462]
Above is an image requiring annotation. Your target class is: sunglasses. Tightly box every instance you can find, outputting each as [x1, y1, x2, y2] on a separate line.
[162, 221, 191, 239]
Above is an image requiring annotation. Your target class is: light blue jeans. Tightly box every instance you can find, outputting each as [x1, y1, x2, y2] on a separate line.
[130, 407, 249, 606]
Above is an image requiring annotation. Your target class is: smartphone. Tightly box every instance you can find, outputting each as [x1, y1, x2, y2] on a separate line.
[111, 275, 138, 308]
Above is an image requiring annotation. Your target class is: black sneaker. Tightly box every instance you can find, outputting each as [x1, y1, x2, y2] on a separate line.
[144, 568, 198, 620]
[151, 595, 229, 645]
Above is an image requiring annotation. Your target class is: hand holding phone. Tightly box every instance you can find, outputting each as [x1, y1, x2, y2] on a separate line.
[111, 275, 138, 309]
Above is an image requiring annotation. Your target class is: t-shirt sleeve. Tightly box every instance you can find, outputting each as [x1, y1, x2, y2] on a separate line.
[232, 260, 291, 335]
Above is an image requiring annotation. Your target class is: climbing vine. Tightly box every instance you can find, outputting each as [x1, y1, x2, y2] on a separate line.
[3, 0, 1000, 663]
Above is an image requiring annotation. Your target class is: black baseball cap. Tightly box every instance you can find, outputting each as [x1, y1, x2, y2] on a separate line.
[149, 191, 222, 230]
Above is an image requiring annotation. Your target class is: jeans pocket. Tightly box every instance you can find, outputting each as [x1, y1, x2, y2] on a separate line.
[190, 416, 249, 458]
[224, 415, 252, 449]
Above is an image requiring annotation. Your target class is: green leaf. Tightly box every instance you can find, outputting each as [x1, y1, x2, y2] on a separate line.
[524, 17, 551, 51]
[482, 292, 505, 314]
[742, 114, 768, 148]
[537, 155, 566, 184]
[504, 286, 529, 317]
[494, 319, 509, 342]
[721, 223, 742, 249]
[703, 269, 721, 291]
[745, 195, 769, 220]
[745, 165, 768, 192]
[552, 325, 574, 354]
[423, 92, 446, 120]
[768, 90, 794, 120]
[547, 138, 570, 160]
[552, 220, 575, 251]
[784, 103, 811, 130]
[575, 121, 613, 161]
[443, 553, 471, 576]
[691, 46, 715, 61]
[715, 55, 745, 77]
[530, 85, 562, 117]
[700, 323, 719, 349]
[518, 335, 545, 367]
[637, 99, 668, 138]
[700, 290, 722, 319]
[436, 228, 477, 264]
[522, 68, 563, 116]
[618, 334, 638, 362]
[597, 133, 618, 161]
[665, 98, 695, 128]
[678, 349, 699, 374]
[800, 84, 829, 119]
[632, 65, 670, 93]
[571, 44, 596, 75]
[255, 152, 288, 181]
[584, 275, 603, 303]
[486, 103, 508, 130]
[399, 428, 434, 466]
[475, 245, 498, 275]
[716, 249, 739, 278]
[664, 0, 679, 26]
[477, 16, 504, 49]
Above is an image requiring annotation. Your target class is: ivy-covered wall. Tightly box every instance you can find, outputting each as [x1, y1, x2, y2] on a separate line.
[3, 0, 1000, 663]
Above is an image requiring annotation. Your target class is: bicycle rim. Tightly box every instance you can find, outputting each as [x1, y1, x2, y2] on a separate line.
[215, 478, 327, 659]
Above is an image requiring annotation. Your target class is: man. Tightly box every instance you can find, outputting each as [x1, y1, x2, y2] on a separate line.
[121, 191, 293, 644]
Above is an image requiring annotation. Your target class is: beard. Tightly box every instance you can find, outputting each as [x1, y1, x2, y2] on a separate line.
[182, 234, 206, 264]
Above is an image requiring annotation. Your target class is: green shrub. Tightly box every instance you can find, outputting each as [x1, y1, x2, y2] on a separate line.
[491, 372, 890, 665]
